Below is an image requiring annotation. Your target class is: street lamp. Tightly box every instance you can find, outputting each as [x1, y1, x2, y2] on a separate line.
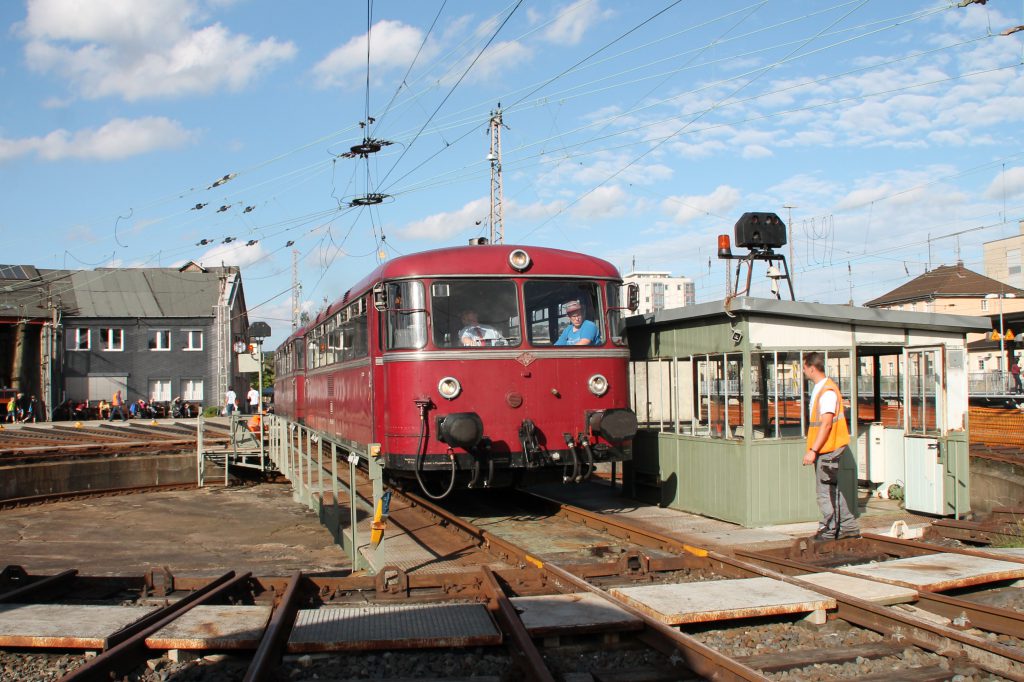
[985, 293, 1016, 386]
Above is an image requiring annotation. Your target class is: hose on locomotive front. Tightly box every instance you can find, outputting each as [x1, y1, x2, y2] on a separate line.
[413, 401, 457, 501]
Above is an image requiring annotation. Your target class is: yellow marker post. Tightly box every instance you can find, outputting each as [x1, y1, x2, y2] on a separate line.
[370, 490, 392, 548]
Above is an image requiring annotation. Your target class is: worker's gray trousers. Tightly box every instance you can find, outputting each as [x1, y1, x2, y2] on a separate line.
[815, 446, 858, 536]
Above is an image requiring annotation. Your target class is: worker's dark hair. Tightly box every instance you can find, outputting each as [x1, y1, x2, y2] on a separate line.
[803, 351, 825, 372]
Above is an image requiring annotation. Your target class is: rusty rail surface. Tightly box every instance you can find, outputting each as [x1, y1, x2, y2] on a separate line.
[62, 570, 251, 682]
[0, 421, 229, 462]
[244, 570, 303, 682]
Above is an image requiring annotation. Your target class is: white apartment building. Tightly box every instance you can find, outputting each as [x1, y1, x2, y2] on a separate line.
[623, 270, 695, 315]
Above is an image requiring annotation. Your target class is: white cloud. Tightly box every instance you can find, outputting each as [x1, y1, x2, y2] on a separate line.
[661, 185, 741, 225]
[397, 198, 489, 241]
[542, 0, 612, 46]
[21, 0, 295, 101]
[742, 145, 772, 159]
[0, 117, 196, 162]
[985, 166, 1024, 200]
[197, 240, 268, 269]
[312, 20, 435, 89]
[571, 185, 629, 220]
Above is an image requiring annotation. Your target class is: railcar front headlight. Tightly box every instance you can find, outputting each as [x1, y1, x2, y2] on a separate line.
[438, 376, 462, 400]
[508, 248, 531, 272]
[587, 374, 609, 396]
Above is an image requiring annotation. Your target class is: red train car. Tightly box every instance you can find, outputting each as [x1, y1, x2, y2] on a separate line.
[275, 243, 638, 498]
[273, 327, 307, 425]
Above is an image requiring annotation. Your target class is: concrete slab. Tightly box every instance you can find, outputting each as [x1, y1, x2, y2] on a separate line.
[0, 486, 350, 576]
[145, 605, 271, 650]
[838, 553, 1024, 591]
[0, 603, 157, 648]
[287, 603, 501, 652]
[344, 517, 505, 575]
[510, 593, 642, 636]
[796, 572, 918, 605]
[610, 577, 834, 625]
[680, 528, 796, 547]
[985, 547, 1024, 560]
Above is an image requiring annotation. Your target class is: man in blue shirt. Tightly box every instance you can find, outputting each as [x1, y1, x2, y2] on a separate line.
[555, 300, 599, 345]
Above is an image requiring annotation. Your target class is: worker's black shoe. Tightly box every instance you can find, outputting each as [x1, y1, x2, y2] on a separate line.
[836, 528, 861, 540]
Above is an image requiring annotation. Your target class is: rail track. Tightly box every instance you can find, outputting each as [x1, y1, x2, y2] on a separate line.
[4, 474, 1024, 680]
[4, 423, 1024, 681]
[0, 420, 230, 464]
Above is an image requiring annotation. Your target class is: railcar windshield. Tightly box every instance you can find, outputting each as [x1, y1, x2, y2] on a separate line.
[384, 281, 427, 350]
[431, 280, 521, 348]
[524, 281, 604, 347]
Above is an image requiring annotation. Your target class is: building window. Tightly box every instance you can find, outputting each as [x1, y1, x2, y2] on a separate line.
[149, 330, 171, 351]
[149, 379, 172, 402]
[182, 378, 204, 401]
[70, 328, 90, 351]
[981, 299, 989, 312]
[184, 330, 203, 351]
[100, 328, 123, 351]
[979, 359, 985, 371]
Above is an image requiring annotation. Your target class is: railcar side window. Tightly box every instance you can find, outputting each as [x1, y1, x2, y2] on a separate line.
[524, 281, 604, 347]
[385, 281, 426, 350]
[606, 283, 627, 346]
[430, 280, 521, 348]
[340, 298, 369, 361]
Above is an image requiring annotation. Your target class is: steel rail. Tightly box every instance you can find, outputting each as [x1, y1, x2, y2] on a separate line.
[478, 565, 556, 682]
[735, 548, 1024, 640]
[862, 532, 1024, 564]
[541, 562, 770, 682]
[723, 552, 1024, 681]
[506, 492, 1024, 680]
[61, 570, 251, 682]
[396, 489, 766, 681]
[0, 482, 204, 509]
[0, 569, 77, 603]
[244, 570, 303, 682]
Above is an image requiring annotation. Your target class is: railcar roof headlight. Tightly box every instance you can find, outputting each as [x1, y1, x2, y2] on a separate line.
[508, 248, 531, 272]
[588, 374, 609, 396]
[438, 376, 462, 400]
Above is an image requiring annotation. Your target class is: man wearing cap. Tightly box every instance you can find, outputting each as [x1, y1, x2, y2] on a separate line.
[555, 300, 599, 346]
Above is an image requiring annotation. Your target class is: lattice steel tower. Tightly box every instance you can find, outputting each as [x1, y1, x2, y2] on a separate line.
[291, 249, 302, 332]
[488, 106, 507, 244]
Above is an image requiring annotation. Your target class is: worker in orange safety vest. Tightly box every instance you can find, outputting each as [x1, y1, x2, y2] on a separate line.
[802, 352, 860, 542]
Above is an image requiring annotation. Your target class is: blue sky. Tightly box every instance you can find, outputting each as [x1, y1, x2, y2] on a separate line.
[2, 0, 1024, 347]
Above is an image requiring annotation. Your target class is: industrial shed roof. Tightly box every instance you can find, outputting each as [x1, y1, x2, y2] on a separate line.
[0, 265, 239, 320]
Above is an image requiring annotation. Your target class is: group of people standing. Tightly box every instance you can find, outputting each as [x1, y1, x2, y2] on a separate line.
[3, 393, 39, 423]
[224, 386, 262, 416]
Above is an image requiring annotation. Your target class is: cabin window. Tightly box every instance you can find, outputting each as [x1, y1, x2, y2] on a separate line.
[385, 281, 427, 350]
[430, 280, 521, 348]
[524, 281, 604, 347]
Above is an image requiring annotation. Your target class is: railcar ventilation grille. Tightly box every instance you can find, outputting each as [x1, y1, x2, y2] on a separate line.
[327, 376, 335, 397]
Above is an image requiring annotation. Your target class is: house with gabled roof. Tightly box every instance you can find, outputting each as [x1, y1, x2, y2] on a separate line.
[0, 263, 251, 419]
[864, 262, 1024, 375]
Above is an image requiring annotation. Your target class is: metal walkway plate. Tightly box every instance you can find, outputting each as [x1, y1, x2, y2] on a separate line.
[0, 603, 157, 648]
[510, 593, 642, 636]
[145, 605, 272, 650]
[838, 552, 1024, 591]
[796, 572, 918, 605]
[610, 577, 834, 625]
[287, 603, 501, 652]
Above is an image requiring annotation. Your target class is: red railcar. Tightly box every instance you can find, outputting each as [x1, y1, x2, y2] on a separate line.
[274, 243, 638, 498]
[273, 327, 307, 425]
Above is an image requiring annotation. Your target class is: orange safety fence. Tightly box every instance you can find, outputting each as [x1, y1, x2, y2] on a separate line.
[968, 406, 1024, 449]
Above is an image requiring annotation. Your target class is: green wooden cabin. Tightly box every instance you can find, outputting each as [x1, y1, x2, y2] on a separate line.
[624, 297, 986, 527]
